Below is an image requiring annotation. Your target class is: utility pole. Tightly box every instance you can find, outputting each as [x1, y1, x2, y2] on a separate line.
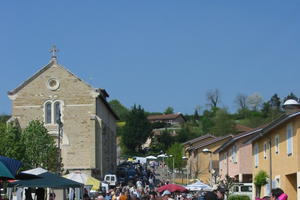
[57, 111, 63, 175]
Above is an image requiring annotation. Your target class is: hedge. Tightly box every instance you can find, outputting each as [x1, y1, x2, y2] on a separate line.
[228, 195, 251, 200]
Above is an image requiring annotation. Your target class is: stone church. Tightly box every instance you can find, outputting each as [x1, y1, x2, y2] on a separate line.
[8, 52, 118, 178]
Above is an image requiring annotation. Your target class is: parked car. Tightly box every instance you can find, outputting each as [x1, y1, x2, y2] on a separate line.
[116, 166, 137, 184]
[231, 183, 253, 199]
[104, 174, 117, 187]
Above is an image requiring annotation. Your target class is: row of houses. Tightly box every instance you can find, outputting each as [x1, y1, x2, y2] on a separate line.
[183, 99, 300, 199]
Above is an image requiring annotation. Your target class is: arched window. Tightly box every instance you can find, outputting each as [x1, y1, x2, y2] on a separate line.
[45, 102, 52, 124]
[54, 101, 61, 124]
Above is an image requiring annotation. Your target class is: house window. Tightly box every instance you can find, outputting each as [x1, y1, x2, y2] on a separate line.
[264, 142, 267, 159]
[254, 143, 259, 167]
[232, 145, 237, 163]
[287, 124, 293, 156]
[45, 102, 52, 124]
[275, 135, 279, 154]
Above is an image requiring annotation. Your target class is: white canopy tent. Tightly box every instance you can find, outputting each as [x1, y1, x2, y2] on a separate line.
[146, 155, 157, 160]
[186, 180, 212, 191]
[157, 154, 168, 158]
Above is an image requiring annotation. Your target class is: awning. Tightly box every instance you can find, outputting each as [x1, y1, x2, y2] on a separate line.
[64, 172, 100, 191]
[10, 168, 83, 188]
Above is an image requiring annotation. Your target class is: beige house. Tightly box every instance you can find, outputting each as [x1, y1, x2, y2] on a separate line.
[8, 55, 118, 179]
[184, 134, 232, 184]
[246, 99, 300, 199]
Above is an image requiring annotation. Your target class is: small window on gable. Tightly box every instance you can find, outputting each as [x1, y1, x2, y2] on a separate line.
[45, 102, 52, 124]
[275, 135, 279, 154]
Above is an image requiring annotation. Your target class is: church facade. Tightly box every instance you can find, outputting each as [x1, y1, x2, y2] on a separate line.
[8, 56, 118, 179]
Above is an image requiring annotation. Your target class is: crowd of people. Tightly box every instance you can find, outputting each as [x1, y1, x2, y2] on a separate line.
[87, 186, 288, 200]
[86, 182, 201, 200]
[78, 159, 289, 200]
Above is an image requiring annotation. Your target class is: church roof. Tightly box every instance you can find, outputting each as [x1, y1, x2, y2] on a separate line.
[8, 58, 95, 95]
[8, 59, 56, 95]
[8, 58, 119, 120]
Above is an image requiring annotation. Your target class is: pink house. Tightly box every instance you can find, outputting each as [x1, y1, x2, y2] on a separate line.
[214, 126, 265, 183]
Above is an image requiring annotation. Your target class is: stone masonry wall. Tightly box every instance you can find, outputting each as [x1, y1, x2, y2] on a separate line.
[10, 63, 97, 172]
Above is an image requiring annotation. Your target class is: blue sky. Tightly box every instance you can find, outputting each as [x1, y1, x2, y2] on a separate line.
[1, 1, 300, 115]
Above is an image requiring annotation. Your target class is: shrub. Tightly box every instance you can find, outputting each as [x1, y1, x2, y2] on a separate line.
[228, 195, 250, 200]
[254, 170, 269, 197]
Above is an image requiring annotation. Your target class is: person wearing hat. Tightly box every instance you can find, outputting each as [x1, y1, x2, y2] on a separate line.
[204, 186, 225, 200]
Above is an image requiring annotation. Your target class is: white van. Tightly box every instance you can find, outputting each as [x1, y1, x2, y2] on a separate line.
[133, 156, 147, 164]
[104, 174, 117, 187]
[231, 183, 253, 199]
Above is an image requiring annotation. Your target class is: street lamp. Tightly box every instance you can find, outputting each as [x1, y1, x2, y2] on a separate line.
[169, 155, 175, 183]
[202, 148, 213, 185]
[182, 156, 188, 185]
[56, 110, 63, 175]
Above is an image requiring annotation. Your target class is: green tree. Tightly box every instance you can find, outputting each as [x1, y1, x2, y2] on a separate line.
[164, 107, 174, 114]
[201, 109, 217, 133]
[166, 143, 184, 170]
[269, 94, 281, 111]
[261, 102, 271, 118]
[121, 105, 152, 154]
[193, 109, 200, 122]
[211, 108, 236, 136]
[148, 136, 163, 155]
[21, 120, 58, 171]
[284, 92, 298, 102]
[174, 126, 194, 143]
[109, 99, 129, 121]
[156, 130, 175, 152]
[0, 115, 10, 123]
[254, 170, 269, 198]
[0, 124, 25, 162]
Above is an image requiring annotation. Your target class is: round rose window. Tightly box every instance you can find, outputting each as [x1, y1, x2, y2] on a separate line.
[47, 78, 60, 90]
